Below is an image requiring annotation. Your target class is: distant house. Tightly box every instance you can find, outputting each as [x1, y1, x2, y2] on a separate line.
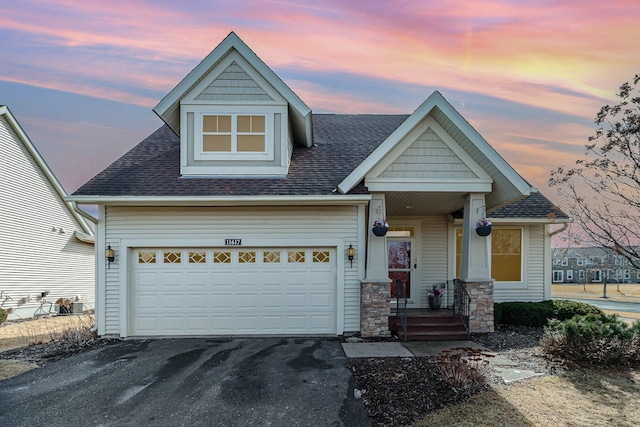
[0, 106, 95, 320]
[69, 32, 569, 338]
[552, 247, 640, 285]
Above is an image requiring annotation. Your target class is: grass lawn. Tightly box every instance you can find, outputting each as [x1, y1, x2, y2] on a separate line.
[415, 369, 640, 427]
[553, 283, 640, 299]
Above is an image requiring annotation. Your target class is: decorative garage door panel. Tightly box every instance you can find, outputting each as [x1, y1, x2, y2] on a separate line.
[131, 248, 336, 336]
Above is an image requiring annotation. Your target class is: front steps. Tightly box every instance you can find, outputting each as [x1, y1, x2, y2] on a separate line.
[389, 309, 468, 341]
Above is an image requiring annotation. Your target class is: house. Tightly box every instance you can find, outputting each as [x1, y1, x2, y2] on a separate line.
[552, 247, 639, 285]
[0, 106, 95, 320]
[68, 32, 569, 338]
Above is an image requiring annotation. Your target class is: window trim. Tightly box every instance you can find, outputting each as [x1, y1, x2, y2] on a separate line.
[454, 226, 525, 286]
[553, 270, 564, 283]
[592, 269, 602, 282]
[194, 110, 274, 161]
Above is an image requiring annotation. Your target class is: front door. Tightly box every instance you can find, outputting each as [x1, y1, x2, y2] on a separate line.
[388, 238, 419, 307]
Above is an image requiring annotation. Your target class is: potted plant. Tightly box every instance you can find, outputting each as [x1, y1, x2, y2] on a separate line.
[475, 217, 492, 236]
[372, 218, 389, 236]
[428, 284, 444, 310]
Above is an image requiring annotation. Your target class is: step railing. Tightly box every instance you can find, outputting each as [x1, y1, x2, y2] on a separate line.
[395, 279, 408, 342]
[453, 279, 471, 340]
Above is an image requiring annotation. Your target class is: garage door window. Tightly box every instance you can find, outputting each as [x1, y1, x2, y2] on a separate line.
[263, 251, 281, 263]
[239, 251, 256, 263]
[288, 251, 305, 263]
[213, 251, 231, 263]
[138, 251, 156, 264]
[164, 251, 181, 264]
[313, 251, 331, 263]
[189, 251, 206, 263]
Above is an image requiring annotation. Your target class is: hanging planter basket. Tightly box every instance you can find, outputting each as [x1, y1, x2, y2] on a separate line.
[372, 226, 388, 237]
[476, 225, 492, 236]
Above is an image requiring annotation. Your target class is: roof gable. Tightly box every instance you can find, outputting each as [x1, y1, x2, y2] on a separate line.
[338, 91, 535, 209]
[193, 60, 274, 101]
[154, 32, 313, 147]
[0, 106, 94, 236]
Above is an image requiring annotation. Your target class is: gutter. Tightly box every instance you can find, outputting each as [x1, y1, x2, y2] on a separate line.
[74, 230, 95, 244]
[548, 222, 570, 237]
[65, 194, 372, 206]
[71, 201, 98, 224]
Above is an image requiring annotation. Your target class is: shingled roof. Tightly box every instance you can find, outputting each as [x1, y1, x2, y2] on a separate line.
[73, 113, 565, 220]
[490, 191, 569, 220]
[73, 114, 408, 197]
[451, 191, 570, 220]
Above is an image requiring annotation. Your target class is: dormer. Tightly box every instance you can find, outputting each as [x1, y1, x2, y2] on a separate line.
[153, 32, 313, 177]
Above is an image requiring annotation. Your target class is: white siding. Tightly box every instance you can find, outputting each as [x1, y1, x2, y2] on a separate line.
[380, 129, 476, 179]
[195, 61, 273, 101]
[419, 216, 450, 307]
[0, 114, 95, 319]
[102, 205, 361, 335]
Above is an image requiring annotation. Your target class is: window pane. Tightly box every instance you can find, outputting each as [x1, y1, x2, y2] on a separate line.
[252, 115, 265, 132]
[492, 229, 522, 281]
[239, 251, 256, 263]
[217, 115, 231, 132]
[203, 115, 218, 132]
[237, 135, 265, 152]
[237, 115, 251, 132]
[203, 135, 231, 152]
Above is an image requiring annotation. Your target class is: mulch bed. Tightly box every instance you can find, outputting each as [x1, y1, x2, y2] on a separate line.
[349, 357, 489, 427]
[349, 325, 568, 427]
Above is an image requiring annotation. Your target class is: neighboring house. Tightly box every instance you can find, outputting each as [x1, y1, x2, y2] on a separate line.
[0, 106, 95, 320]
[552, 247, 639, 285]
[69, 32, 569, 338]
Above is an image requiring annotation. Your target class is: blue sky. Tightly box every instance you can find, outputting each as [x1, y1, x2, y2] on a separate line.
[1, 0, 639, 208]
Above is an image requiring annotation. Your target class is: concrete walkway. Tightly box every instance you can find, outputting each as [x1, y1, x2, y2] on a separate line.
[342, 340, 542, 383]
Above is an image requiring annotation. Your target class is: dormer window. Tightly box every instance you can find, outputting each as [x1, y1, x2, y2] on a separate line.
[202, 114, 266, 154]
[194, 108, 276, 161]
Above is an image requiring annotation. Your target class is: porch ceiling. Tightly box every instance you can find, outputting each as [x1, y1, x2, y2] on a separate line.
[385, 192, 466, 216]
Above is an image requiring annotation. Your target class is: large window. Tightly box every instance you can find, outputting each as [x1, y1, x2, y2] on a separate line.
[455, 227, 522, 282]
[492, 228, 522, 281]
[202, 114, 266, 154]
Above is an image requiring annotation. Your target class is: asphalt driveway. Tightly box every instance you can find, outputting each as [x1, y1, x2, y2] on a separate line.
[0, 338, 370, 426]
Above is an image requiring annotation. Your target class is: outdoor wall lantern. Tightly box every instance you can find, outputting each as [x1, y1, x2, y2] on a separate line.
[347, 244, 355, 267]
[106, 245, 115, 269]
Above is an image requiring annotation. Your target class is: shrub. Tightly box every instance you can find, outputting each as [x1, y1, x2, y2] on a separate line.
[540, 313, 640, 364]
[436, 347, 494, 390]
[0, 307, 8, 325]
[494, 300, 603, 326]
[496, 301, 555, 326]
[552, 300, 603, 321]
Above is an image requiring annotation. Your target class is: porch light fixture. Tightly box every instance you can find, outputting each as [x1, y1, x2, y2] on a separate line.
[106, 245, 115, 269]
[347, 244, 355, 267]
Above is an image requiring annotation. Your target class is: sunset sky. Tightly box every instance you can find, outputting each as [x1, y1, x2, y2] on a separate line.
[2, 0, 639, 210]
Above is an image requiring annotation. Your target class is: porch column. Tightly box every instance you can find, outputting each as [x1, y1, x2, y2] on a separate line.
[364, 193, 389, 282]
[361, 193, 391, 337]
[459, 192, 494, 333]
[459, 193, 491, 281]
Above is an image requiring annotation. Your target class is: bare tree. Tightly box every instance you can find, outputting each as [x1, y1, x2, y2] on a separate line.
[550, 73, 640, 268]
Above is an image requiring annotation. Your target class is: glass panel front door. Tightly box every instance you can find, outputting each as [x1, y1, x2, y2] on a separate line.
[388, 240, 413, 299]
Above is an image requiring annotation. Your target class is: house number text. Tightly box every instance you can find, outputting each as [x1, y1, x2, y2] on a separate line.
[225, 239, 242, 246]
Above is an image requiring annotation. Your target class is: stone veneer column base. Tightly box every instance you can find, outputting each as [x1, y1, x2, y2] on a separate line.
[360, 281, 391, 337]
[460, 280, 494, 333]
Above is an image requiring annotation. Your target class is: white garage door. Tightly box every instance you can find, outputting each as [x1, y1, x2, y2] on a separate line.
[131, 247, 336, 336]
